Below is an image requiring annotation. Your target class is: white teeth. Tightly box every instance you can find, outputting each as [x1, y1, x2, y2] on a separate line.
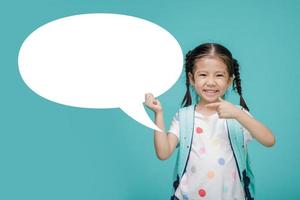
[203, 90, 218, 96]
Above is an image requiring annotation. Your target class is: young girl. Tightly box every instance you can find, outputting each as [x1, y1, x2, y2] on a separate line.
[144, 43, 275, 200]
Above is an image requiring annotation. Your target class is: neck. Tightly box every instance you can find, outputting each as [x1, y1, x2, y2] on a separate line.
[197, 99, 218, 106]
[196, 100, 217, 113]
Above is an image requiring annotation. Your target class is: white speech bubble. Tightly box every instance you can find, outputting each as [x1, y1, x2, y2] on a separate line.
[18, 13, 183, 132]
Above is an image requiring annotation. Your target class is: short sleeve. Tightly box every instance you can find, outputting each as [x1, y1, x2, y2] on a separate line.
[241, 108, 253, 144]
[168, 111, 180, 140]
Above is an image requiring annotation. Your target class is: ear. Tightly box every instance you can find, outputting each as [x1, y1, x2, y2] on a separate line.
[227, 76, 234, 88]
[188, 72, 195, 86]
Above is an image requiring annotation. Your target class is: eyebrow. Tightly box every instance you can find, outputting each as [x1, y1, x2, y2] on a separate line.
[196, 71, 226, 74]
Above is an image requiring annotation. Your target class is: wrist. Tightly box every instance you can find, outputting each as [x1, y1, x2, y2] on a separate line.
[234, 109, 244, 120]
[155, 109, 163, 115]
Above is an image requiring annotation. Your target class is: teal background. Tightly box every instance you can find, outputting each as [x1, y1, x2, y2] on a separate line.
[1, 0, 299, 199]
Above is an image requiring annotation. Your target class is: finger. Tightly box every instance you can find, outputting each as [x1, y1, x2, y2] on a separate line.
[205, 102, 221, 108]
[145, 93, 153, 97]
[146, 94, 153, 102]
[145, 93, 151, 101]
[145, 95, 157, 106]
[145, 94, 152, 104]
[145, 93, 158, 105]
[150, 95, 155, 102]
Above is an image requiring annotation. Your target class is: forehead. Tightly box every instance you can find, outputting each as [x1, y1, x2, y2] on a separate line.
[194, 56, 228, 73]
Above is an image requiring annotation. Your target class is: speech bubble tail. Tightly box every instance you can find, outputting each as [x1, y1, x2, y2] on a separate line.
[120, 104, 163, 132]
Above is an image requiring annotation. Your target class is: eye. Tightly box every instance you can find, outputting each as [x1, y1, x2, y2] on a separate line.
[216, 74, 225, 77]
[199, 73, 206, 77]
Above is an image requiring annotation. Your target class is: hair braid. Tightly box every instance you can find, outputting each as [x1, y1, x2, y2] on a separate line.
[233, 58, 250, 111]
[181, 51, 193, 107]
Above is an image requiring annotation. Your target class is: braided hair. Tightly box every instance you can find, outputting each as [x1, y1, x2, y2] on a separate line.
[232, 58, 249, 111]
[181, 43, 249, 111]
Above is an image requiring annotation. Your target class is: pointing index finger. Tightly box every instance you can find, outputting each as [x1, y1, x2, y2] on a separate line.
[205, 102, 221, 108]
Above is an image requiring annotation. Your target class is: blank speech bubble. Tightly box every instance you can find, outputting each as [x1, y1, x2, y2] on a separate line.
[18, 13, 183, 132]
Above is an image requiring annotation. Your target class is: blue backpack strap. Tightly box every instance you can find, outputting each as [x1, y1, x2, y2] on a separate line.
[226, 105, 255, 199]
[227, 118, 246, 176]
[245, 150, 255, 198]
[172, 104, 195, 193]
[177, 104, 195, 178]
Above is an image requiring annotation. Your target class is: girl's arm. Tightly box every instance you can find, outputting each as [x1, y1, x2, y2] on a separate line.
[234, 110, 275, 147]
[154, 111, 178, 160]
[144, 93, 178, 160]
[206, 97, 276, 147]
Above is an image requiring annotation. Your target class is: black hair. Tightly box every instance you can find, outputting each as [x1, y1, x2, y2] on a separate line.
[181, 43, 249, 111]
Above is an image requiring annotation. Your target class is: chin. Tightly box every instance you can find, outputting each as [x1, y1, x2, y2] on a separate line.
[201, 97, 217, 104]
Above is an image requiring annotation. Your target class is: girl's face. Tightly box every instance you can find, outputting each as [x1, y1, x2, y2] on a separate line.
[188, 56, 233, 105]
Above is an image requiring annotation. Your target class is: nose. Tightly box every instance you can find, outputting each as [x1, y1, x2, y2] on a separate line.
[206, 77, 216, 86]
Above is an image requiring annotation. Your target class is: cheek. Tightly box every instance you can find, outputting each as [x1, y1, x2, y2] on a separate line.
[197, 78, 204, 83]
[194, 79, 205, 87]
[217, 80, 230, 89]
[221, 83, 230, 92]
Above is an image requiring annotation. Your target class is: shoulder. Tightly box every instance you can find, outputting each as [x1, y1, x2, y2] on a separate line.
[173, 104, 196, 124]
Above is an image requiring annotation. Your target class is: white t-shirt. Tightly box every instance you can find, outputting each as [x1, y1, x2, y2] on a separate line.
[168, 109, 253, 200]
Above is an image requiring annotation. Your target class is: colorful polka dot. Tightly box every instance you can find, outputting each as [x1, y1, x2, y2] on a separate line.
[196, 127, 203, 134]
[191, 166, 197, 173]
[232, 171, 237, 181]
[198, 188, 206, 197]
[223, 185, 228, 193]
[199, 147, 206, 155]
[212, 138, 220, 146]
[183, 194, 189, 200]
[207, 171, 215, 179]
[218, 158, 225, 165]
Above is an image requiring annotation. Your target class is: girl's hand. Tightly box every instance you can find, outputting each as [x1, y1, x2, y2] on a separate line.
[144, 93, 163, 113]
[205, 97, 242, 119]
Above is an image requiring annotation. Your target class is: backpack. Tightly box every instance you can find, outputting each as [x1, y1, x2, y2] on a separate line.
[171, 104, 255, 200]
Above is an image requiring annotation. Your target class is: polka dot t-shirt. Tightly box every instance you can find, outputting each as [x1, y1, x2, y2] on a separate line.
[168, 109, 253, 200]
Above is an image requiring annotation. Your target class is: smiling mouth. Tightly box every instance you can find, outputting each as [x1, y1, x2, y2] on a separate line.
[203, 89, 219, 96]
[204, 89, 219, 92]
